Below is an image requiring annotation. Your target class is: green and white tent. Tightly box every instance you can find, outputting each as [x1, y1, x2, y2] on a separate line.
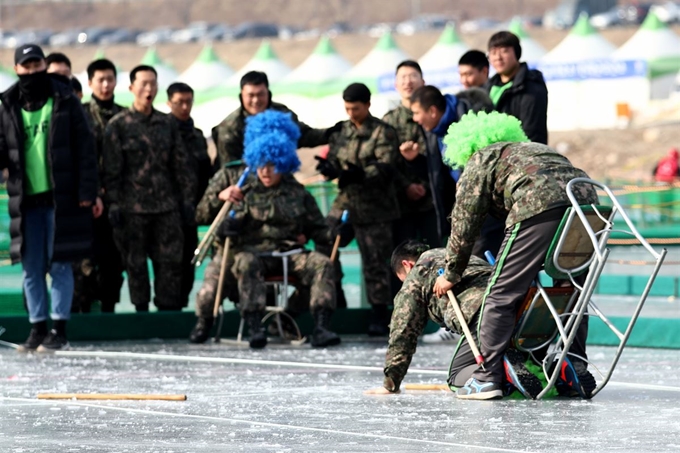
[613, 11, 680, 98]
[418, 25, 469, 73]
[347, 32, 409, 78]
[284, 36, 351, 83]
[542, 14, 615, 62]
[230, 41, 291, 85]
[179, 44, 234, 90]
[508, 18, 546, 63]
[138, 47, 179, 90]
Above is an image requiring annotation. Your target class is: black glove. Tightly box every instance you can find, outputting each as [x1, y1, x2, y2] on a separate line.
[314, 156, 339, 180]
[181, 202, 196, 227]
[217, 216, 241, 239]
[338, 163, 365, 190]
[336, 221, 354, 248]
[108, 203, 122, 229]
[323, 120, 344, 140]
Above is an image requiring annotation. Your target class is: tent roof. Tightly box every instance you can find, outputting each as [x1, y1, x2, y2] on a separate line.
[139, 48, 178, 88]
[229, 41, 291, 85]
[508, 18, 546, 62]
[284, 37, 351, 83]
[178, 45, 234, 90]
[614, 11, 680, 61]
[418, 25, 469, 72]
[348, 33, 410, 78]
[542, 14, 615, 62]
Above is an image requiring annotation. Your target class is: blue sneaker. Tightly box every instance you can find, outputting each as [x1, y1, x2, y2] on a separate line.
[553, 357, 596, 399]
[456, 378, 503, 400]
[503, 349, 543, 399]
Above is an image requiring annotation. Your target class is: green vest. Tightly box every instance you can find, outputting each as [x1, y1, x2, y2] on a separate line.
[22, 97, 53, 195]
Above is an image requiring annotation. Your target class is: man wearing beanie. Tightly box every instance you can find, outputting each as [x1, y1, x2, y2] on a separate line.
[0, 44, 97, 351]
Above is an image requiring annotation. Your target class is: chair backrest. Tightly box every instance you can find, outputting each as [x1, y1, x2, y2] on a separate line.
[543, 205, 614, 280]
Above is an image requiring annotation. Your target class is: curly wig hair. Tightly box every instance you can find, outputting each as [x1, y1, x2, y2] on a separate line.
[243, 110, 301, 173]
[442, 111, 529, 169]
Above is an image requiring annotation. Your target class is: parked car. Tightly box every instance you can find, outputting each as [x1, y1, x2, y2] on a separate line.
[460, 18, 501, 33]
[136, 27, 175, 46]
[203, 23, 232, 42]
[231, 22, 279, 40]
[326, 21, 352, 37]
[49, 28, 82, 47]
[396, 14, 449, 35]
[170, 22, 212, 44]
[99, 28, 141, 45]
[3, 29, 51, 48]
[77, 27, 116, 45]
[654, 2, 680, 23]
[544, 0, 617, 29]
[591, 3, 652, 29]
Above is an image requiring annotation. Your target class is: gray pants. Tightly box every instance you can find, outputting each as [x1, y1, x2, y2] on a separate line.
[469, 210, 589, 383]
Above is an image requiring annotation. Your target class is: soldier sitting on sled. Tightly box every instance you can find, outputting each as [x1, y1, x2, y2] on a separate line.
[190, 110, 340, 349]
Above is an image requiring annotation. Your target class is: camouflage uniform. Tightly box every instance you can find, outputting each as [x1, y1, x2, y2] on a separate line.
[71, 99, 125, 313]
[172, 116, 212, 307]
[384, 250, 491, 391]
[194, 169, 335, 316]
[442, 142, 598, 384]
[320, 115, 400, 308]
[212, 101, 329, 167]
[102, 107, 197, 310]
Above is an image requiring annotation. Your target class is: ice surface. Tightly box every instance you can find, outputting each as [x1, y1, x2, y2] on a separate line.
[2, 340, 680, 452]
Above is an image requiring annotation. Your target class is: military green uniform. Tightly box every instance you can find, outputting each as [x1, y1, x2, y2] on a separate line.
[321, 115, 400, 308]
[172, 116, 212, 307]
[212, 102, 328, 167]
[71, 98, 125, 313]
[442, 142, 598, 384]
[384, 250, 491, 391]
[102, 107, 197, 310]
[194, 169, 335, 317]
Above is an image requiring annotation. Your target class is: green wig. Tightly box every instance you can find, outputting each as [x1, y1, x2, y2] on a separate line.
[442, 111, 529, 169]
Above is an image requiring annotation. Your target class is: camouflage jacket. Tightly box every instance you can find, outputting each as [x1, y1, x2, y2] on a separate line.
[196, 168, 333, 252]
[327, 115, 400, 225]
[382, 104, 433, 214]
[82, 98, 124, 185]
[102, 107, 197, 214]
[384, 250, 492, 391]
[172, 116, 212, 206]
[212, 101, 329, 167]
[443, 142, 598, 285]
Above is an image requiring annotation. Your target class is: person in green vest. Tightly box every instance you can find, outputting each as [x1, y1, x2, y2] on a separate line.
[0, 44, 98, 352]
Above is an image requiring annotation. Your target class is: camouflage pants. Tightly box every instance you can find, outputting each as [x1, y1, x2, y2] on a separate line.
[113, 211, 183, 310]
[319, 207, 393, 307]
[194, 245, 238, 319]
[232, 249, 335, 315]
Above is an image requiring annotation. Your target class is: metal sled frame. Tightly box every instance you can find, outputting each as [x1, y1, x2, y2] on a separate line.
[227, 249, 306, 347]
[516, 178, 667, 399]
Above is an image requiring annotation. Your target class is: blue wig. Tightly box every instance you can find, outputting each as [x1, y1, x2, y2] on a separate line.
[244, 110, 301, 149]
[244, 132, 301, 174]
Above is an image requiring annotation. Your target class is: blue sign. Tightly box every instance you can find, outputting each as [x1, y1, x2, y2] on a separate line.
[535, 59, 647, 82]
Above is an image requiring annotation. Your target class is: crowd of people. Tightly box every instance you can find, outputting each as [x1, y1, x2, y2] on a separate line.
[1, 30, 602, 400]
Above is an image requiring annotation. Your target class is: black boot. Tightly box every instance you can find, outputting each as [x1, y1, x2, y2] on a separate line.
[101, 300, 117, 313]
[335, 285, 347, 309]
[367, 305, 390, 337]
[311, 308, 341, 348]
[37, 320, 69, 352]
[189, 317, 214, 344]
[244, 311, 267, 349]
[17, 321, 48, 352]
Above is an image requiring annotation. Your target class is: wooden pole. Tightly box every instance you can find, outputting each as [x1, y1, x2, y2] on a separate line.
[403, 384, 450, 391]
[37, 393, 187, 401]
[212, 238, 231, 319]
[447, 290, 485, 369]
[329, 234, 342, 262]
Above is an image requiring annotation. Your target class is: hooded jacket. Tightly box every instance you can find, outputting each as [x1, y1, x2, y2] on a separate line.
[0, 78, 97, 264]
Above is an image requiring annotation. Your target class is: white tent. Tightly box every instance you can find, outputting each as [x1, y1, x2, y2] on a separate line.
[418, 25, 469, 73]
[229, 41, 291, 85]
[178, 44, 234, 90]
[613, 10, 680, 98]
[284, 36, 351, 83]
[508, 18, 546, 63]
[138, 47, 179, 90]
[542, 14, 616, 62]
[347, 33, 410, 78]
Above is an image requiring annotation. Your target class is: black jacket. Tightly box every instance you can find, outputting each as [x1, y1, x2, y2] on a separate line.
[485, 62, 548, 144]
[0, 79, 97, 264]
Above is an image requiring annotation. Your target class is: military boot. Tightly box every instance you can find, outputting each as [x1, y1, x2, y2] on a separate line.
[311, 308, 341, 348]
[16, 321, 48, 352]
[244, 311, 267, 349]
[367, 304, 390, 337]
[189, 317, 214, 344]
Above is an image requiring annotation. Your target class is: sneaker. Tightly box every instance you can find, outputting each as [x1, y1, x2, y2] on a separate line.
[16, 322, 48, 353]
[456, 378, 503, 400]
[503, 349, 543, 399]
[552, 358, 596, 399]
[36, 330, 70, 352]
[422, 327, 460, 344]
